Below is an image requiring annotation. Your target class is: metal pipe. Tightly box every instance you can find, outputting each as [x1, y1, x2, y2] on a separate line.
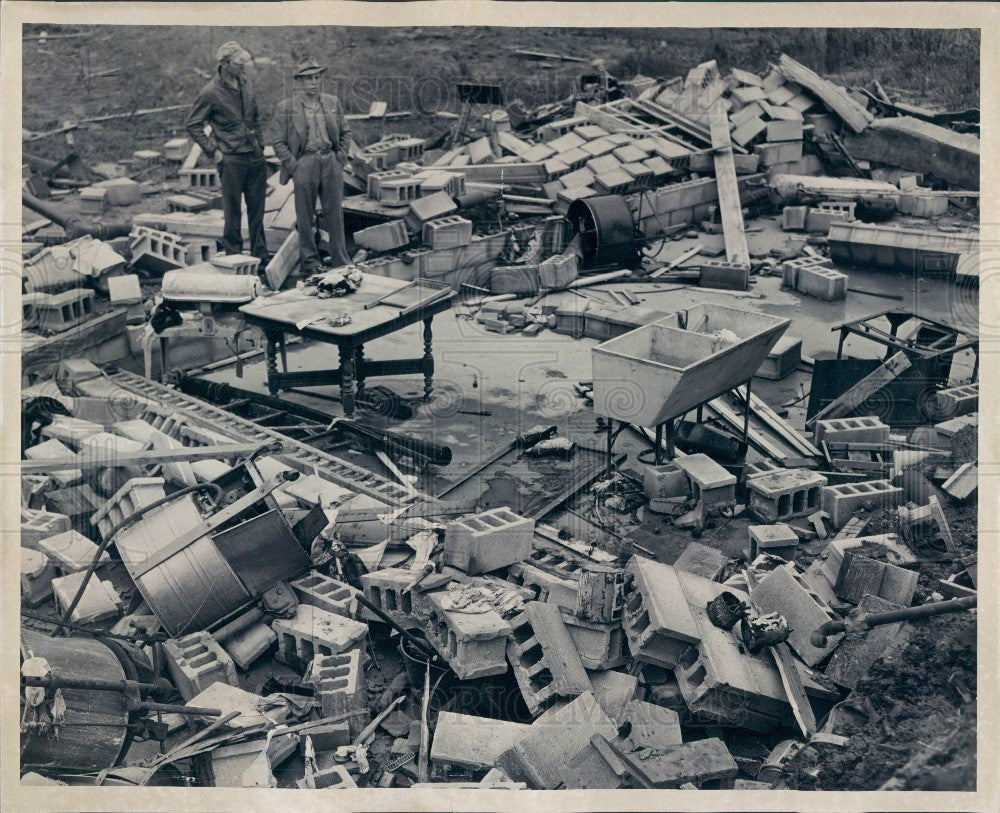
[22, 191, 132, 240]
[811, 595, 977, 648]
[352, 593, 438, 661]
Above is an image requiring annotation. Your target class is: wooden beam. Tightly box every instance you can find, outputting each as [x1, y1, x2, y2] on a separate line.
[18, 442, 269, 474]
[709, 113, 750, 267]
[778, 54, 873, 134]
[265, 229, 299, 291]
[649, 244, 702, 278]
[805, 351, 911, 429]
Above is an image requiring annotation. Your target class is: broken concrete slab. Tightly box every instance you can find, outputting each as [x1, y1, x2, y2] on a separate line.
[430, 711, 531, 770]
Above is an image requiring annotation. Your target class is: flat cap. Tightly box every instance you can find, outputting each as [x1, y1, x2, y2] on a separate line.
[216, 41, 251, 63]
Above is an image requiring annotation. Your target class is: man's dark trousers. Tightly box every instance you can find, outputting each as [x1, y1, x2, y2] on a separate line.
[293, 152, 350, 271]
[220, 152, 269, 262]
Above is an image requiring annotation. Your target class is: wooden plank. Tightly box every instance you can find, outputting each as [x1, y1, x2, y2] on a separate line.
[649, 244, 702, 278]
[805, 351, 912, 429]
[17, 442, 268, 474]
[778, 54, 873, 134]
[709, 113, 750, 267]
[265, 229, 299, 291]
[706, 398, 789, 460]
[740, 387, 822, 458]
[446, 162, 547, 183]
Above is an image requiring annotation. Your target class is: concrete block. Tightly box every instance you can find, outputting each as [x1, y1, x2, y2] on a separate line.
[507, 562, 579, 613]
[642, 461, 691, 506]
[756, 335, 802, 381]
[422, 215, 473, 249]
[766, 119, 804, 142]
[631, 738, 738, 788]
[576, 566, 625, 624]
[547, 130, 587, 152]
[752, 564, 843, 665]
[821, 480, 904, 528]
[291, 572, 356, 618]
[178, 168, 219, 188]
[35, 289, 96, 333]
[748, 469, 827, 522]
[43, 483, 103, 535]
[748, 524, 799, 561]
[673, 541, 730, 580]
[622, 556, 701, 669]
[467, 136, 495, 164]
[163, 631, 239, 700]
[756, 140, 803, 166]
[780, 254, 832, 288]
[20, 507, 72, 547]
[163, 138, 190, 161]
[430, 712, 531, 770]
[538, 252, 578, 289]
[360, 566, 427, 626]
[782, 205, 808, 231]
[699, 260, 750, 291]
[935, 383, 978, 419]
[494, 692, 617, 789]
[731, 117, 767, 147]
[942, 462, 977, 502]
[563, 615, 628, 670]
[21, 548, 57, 606]
[272, 605, 368, 670]
[79, 186, 107, 215]
[444, 507, 535, 574]
[424, 589, 511, 680]
[620, 699, 682, 749]
[507, 601, 592, 716]
[220, 622, 277, 670]
[52, 569, 120, 624]
[814, 416, 890, 445]
[405, 190, 458, 231]
[898, 191, 948, 218]
[24, 437, 82, 486]
[587, 669, 640, 722]
[35, 529, 110, 573]
[94, 177, 142, 206]
[555, 186, 597, 215]
[58, 359, 103, 386]
[91, 477, 167, 540]
[367, 168, 411, 198]
[305, 648, 367, 730]
[210, 254, 259, 276]
[186, 683, 274, 729]
[594, 169, 634, 195]
[675, 454, 737, 508]
[805, 207, 851, 235]
[580, 137, 617, 158]
[354, 219, 410, 252]
[833, 550, 917, 606]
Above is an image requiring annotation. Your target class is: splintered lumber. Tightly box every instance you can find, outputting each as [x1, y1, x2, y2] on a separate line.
[709, 113, 750, 267]
[649, 244, 703, 278]
[805, 351, 911, 429]
[777, 54, 874, 134]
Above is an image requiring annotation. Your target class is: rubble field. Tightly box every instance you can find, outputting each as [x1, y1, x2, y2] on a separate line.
[17, 26, 980, 794]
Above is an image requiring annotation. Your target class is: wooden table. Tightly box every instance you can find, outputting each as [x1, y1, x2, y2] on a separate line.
[239, 274, 455, 417]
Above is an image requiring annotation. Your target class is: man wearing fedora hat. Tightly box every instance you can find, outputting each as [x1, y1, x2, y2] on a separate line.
[267, 57, 353, 273]
[185, 41, 269, 264]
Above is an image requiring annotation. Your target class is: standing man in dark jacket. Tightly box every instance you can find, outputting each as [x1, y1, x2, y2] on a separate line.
[267, 57, 352, 273]
[185, 41, 269, 264]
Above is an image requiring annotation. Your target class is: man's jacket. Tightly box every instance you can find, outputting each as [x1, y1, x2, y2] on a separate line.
[267, 93, 352, 183]
[185, 73, 265, 157]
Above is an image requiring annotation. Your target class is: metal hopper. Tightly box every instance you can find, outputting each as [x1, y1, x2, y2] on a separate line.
[591, 303, 791, 427]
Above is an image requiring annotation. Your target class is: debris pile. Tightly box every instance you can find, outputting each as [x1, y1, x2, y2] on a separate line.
[19, 45, 979, 792]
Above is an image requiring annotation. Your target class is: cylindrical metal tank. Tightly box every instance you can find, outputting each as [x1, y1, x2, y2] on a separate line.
[567, 194, 638, 269]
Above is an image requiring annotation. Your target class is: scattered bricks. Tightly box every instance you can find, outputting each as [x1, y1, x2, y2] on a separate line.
[622, 557, 701, 669]
[766, 119, 804, 142]
[305, 649, 367, 730]
[298, 764, 358, 789]
[755, 140, 802, 166]
[353, 219, 410, 252]
[35, 289, 96, 333]
[424, 589, 511, 680]
[405, 190, 458, 231]
[814, 416, 890, 445]
[821, 480, 904, 528]
[805, 206, 852, 235]
[20, 507, 72, 547]
[752, 564, 843, 666]
[21, 548, 57, 606]
[780, 254, 832, 288]
[178, 167, 219, 188]
[935, 382, 978, 419]
[621, 699, 683, 749]
[673, 541, 730, 580]
[444, 507, 535, 575]
[24, 437, 82, 486]
[507, 601, 592, 716]
[576, 566, 625, 624]
[422, 214, 473, 249]
[675, 454, 737, 509]
[563, 614, 628, 670]
[291, 572, 356, 618]
[507, 562, 579, 612]
[210, 254, 260, 276]
[632, 738, 738, 789]
[494, 692, 618, 789]
[91, 477, 167, 540]
[52, 569, 120, 624]
[748, 469, 828, 523]
[36, 529, 110, 573]
[756, 335, 802, 381]
[942, 462, 978, 502]
[824, 595, 908, 690]
[430, 712, 531, 771]
[220, 622, 277, 671]
[833, 550, 917, 606]
[782, 205, 808, 231]
[272, 605, 368, 671]
[748, 524, 799, 562]
[94, 177, 142, 206]
[163, 631, 239, 701]
[699, 260, 750, 291]
[129, 226, 188, 273]
[79, 186, 107, 215]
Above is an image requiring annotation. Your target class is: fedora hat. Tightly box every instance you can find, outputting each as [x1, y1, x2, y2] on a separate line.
[293, 57, 327, 78]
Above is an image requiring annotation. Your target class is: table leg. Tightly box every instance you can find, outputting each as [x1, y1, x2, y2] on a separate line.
[339, 344, 356, 418]
[422, 317, 434, 401]
[355, 345, 366, 402]
[264, 330, 280, 395]
[278, 333, 288, 372]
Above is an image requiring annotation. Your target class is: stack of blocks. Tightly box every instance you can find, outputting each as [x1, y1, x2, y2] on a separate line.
[305, 649, 367, 736]
[163, 631, 239, 701]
